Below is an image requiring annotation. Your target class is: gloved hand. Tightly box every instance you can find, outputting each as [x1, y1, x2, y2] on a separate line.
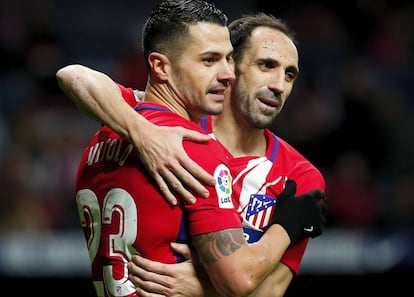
[271, 179, 328, 245]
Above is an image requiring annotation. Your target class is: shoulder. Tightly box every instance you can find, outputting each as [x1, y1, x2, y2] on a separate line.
[269, 131, 325, 191]
[117, 83, 140, 106]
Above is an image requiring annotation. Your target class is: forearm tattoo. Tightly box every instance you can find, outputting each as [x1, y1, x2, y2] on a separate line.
[192, 228, 245, 264]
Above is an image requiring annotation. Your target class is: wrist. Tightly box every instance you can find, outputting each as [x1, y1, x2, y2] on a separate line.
[268, 224, 291, 247]
[126, 112, 152, 143]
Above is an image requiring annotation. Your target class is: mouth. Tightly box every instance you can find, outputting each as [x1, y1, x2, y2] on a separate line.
[257, 96, 280, 109]
[208, 87, 227, 101]
[210, 87, 227, 95]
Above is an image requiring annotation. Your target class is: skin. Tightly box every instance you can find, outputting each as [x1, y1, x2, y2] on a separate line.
[143, 22, 234, 121]
[137, 24, 298, 296]
[129, 26, 300, 297]
[58, 23, 302, 297]
[57, 65, 215, 205]
[58, 21, 306, 297]
[129, 243, 293, 297]
[215, 27, 298, 157]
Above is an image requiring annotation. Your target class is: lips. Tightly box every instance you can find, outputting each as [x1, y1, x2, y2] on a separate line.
[257, 97, 280, 108]
[209, 87, 226, 95]
[209, 91, 225, 102]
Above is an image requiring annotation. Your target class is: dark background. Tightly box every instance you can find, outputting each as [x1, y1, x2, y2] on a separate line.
[1, 0, 413, 294]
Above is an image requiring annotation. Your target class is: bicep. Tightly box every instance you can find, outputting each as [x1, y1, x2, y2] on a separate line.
[192, 228, 245, 265]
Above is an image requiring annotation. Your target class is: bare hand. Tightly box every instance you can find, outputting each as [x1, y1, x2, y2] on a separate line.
[170, 242, 192, 260]
[128, 243, 203, 297]
[132, 124, 216, 205]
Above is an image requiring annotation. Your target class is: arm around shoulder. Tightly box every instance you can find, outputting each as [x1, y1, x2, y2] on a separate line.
[56, 64, 145, 140]
[56, 64, 214, 205]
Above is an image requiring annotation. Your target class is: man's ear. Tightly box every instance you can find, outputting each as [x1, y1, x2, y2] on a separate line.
[148, 52, 170, 81]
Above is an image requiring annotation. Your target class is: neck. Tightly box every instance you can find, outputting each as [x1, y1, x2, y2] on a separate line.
[213, 113, 267, 157]
[145, 82, 195, 121]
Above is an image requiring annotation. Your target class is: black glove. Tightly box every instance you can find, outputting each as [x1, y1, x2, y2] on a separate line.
[271, 179, 328, 245]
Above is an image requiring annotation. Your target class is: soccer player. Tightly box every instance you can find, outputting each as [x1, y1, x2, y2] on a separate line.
[57, 1, 327, 297]
[129, 14, 327, 297]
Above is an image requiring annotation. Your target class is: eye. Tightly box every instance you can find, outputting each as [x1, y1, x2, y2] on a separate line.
[286, 72, 295, 82]
[203, 57, 216, 66]
[286, 68, 298, 82]
[257, 60, 276, 71]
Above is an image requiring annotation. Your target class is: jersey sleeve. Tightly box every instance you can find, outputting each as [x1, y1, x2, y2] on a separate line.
[279, 166, 325, 274]
[277, 143, 326, 275]
[183, 139, 242, 236]
[117, 83, 141, 107]
[294, 165, 326, 194]
[281, 238, 308, 275]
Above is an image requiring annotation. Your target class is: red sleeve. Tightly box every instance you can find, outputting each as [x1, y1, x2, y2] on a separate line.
[281, 238, 308, 275]
[281, 158, 325, 275]
[183, 140, 242, 236]
[117, 83, 139, 107]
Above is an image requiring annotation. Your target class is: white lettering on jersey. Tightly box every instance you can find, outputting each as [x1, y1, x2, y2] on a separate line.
[87, 138, 133, 166]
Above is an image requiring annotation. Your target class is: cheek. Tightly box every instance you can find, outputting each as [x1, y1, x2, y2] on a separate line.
[238, 76, 256, 94]
[249, 76, 266, 95]
[182, 64, 203, 82]
[283, 86, 293, 100]
[280, 94, 290, 109]
[188, 76, 205, 96]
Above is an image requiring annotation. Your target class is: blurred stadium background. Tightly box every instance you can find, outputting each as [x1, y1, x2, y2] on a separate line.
[0, 0, 413, 294]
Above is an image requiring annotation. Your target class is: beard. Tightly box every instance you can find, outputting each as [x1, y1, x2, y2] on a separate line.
[232, 87, 280, 129]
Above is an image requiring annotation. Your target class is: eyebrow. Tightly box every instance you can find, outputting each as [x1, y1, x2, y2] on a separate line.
[200, 50, 234, 58]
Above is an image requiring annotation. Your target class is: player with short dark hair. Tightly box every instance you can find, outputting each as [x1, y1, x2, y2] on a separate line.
[128, 13, 327, 296]
[58, 1, 327, 296]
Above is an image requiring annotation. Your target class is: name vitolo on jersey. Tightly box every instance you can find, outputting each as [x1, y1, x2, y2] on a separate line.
[86, 137, 134, 166]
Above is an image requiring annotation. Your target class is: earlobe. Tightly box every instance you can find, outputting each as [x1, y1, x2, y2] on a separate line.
[148, 52, 169, 81]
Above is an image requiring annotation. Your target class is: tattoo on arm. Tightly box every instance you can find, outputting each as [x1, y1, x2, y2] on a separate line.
[192, 228, 245, 264]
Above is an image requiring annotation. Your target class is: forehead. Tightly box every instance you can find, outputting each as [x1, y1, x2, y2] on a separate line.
[186, 22, 233, 55]
[247, 26, 298, 66]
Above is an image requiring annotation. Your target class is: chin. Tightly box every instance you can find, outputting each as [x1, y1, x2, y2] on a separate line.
[207, 105, 224, 115]
[209, 110, 223, 116]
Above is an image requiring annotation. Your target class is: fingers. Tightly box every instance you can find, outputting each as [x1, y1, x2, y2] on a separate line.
[170, 242, 192, 261]
[128, 256, 172, 296]
[134, 287, 164, 297]
[176, 157, 215, 196]
[279, 179, 297, 198]
[319, 200, 328, 216]
[308, 189, 326, 202]
[130, 254, 169, 275]
[181, 128, 212, 143]
[156, 166, 206, 205]
[178, 128, 216, 187]
[159, 158, 214, 205]
[153, 173, 178, 206]
[148, 126, 215, 205]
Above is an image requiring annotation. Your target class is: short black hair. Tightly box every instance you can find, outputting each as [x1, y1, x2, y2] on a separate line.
[142, 0, 228, 66]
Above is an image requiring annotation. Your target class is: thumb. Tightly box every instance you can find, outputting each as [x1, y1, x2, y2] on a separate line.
[319, 200, 328, 216]
[309, 190, 326, 202]
[170, 242, 192, 260]
[279, 179, 297, 198]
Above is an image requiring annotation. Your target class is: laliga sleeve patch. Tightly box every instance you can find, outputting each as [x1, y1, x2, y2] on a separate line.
[214, 164, 234, 209]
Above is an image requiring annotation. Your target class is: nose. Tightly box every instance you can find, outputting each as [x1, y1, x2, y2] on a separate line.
[218, 61, 236, 86]
[269, 71, 286, 93]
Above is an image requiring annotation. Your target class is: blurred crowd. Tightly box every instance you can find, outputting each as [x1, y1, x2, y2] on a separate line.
[0, 0, 413, 235]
